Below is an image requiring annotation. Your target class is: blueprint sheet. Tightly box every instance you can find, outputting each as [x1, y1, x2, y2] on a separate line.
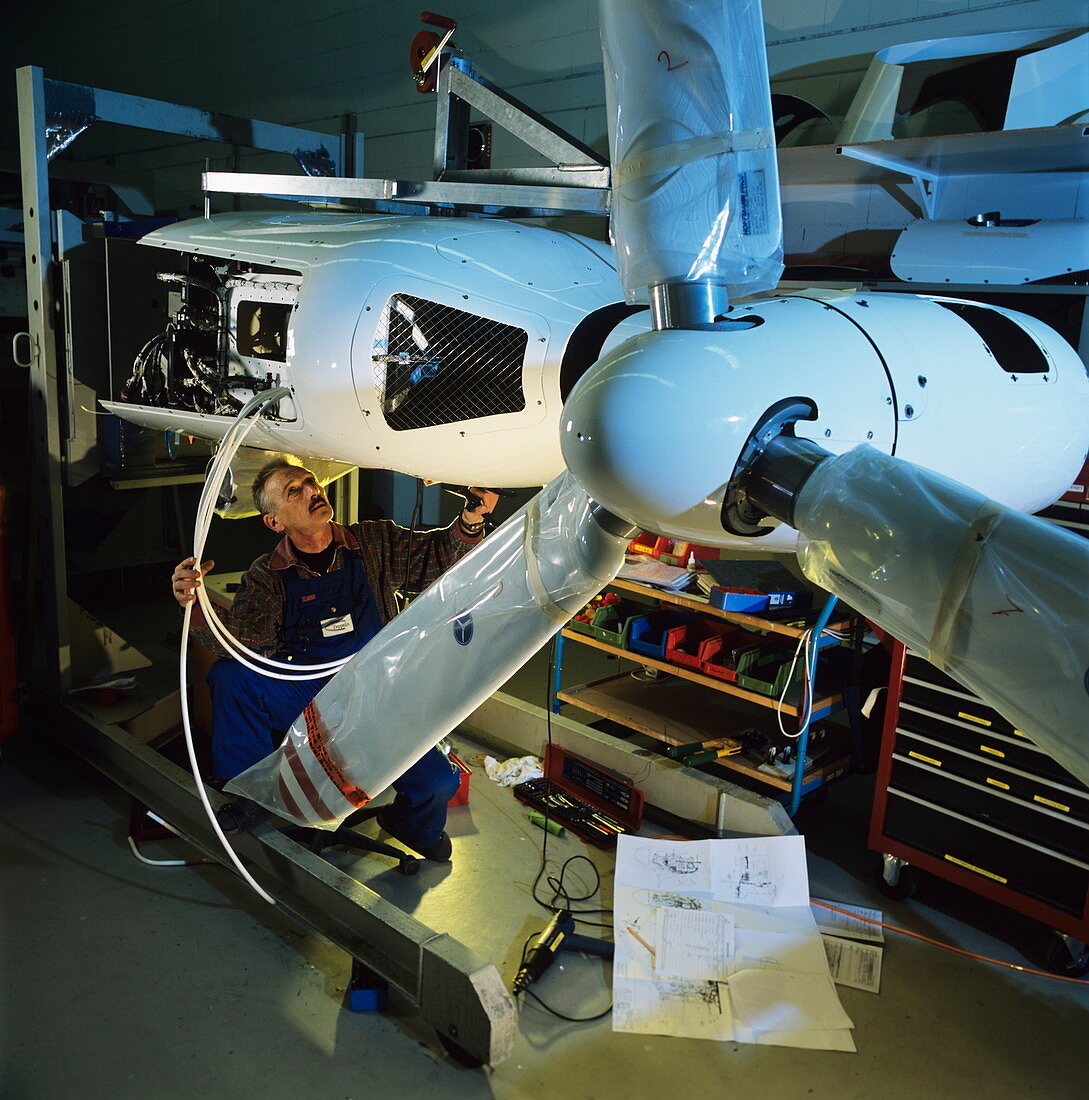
[612, 835, 855, 1050]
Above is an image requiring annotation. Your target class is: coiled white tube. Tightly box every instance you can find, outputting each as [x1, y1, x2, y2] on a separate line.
[178, 386, 346, 902]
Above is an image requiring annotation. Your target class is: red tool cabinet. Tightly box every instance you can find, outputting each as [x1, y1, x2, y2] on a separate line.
[869, 640, 1089, 967]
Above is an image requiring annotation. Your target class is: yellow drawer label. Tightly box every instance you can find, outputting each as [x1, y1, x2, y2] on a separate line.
[906, 748, 941, 765]
[944, 854, 1007, 884]
[986, 777, 1010, 790]
[959, 711, 992, 727]
[1012, 728, 1029, 739]
[980, 744, 1005, 758]
[1033, 795, 1071, 813]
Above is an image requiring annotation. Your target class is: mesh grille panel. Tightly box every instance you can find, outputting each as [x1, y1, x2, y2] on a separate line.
[373, 294, 528, 431]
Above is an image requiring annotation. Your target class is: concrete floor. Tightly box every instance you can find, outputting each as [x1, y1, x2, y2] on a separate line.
[3, 647, 1088, 1097]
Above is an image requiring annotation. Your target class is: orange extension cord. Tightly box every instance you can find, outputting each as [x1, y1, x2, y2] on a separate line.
[811, 898, 1089, 986]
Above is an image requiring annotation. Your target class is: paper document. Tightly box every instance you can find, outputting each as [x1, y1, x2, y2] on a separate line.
[811, 898, 885, 943]
[822, 935, 883, 993]
[613, 835, 854, 1051]
[617, 559, 693, 591]
[656, 910, 735, 981]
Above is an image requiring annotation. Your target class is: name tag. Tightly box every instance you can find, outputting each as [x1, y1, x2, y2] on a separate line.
[321, 612, 353, 637]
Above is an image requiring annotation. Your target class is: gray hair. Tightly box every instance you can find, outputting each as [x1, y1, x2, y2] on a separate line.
[252, 457, 300, 516]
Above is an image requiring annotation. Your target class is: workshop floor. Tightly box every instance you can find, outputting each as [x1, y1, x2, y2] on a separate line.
[3, 652, 1087, 1098]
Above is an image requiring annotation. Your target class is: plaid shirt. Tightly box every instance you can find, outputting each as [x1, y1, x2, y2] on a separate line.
[192, 519, 481, 659]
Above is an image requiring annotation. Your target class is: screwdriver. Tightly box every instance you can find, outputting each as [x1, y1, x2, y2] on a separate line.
[684, 744, 743, 766]
[665, 739, 720, 759]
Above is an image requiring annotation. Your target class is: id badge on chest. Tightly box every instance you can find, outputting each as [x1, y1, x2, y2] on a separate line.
[320, 612, 354, 637]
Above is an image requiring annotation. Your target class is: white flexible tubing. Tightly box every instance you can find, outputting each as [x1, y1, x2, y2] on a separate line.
[180, 597, 277, 904]
[777, 629, 809, 739]
[195, 595, 344, 681]
[777, 627, 818, 740]
[189, 398, 349, 676]
[175, 387, 307, 902]
[175, 389, 286, 903]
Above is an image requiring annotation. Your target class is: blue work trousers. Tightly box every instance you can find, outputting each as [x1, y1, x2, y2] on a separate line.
[207, 658, 459, 848]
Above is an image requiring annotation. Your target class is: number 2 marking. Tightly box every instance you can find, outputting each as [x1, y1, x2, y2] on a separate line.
[658, 50, 688, 71]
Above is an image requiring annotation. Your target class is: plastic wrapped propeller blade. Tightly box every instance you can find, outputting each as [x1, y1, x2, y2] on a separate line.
[794, 446, 1089, 787]
[599, 0, 784, 301]
[225, 473, 630, 828]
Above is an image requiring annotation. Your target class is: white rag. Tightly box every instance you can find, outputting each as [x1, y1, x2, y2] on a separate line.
[483, 755, 544, 787]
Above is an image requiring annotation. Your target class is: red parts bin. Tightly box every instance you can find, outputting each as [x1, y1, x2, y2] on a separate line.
[663, 620, 742, 671]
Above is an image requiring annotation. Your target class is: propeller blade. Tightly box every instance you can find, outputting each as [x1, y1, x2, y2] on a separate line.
[792, 445, 1089, 787]
[226, 472, 632, 827]
[599, 0, 783, 307]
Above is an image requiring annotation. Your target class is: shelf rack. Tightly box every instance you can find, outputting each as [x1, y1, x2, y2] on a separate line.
[552, 578, 853, 810]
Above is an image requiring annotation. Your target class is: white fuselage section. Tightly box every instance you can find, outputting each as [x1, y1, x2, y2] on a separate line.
[105, 212, 635, 487]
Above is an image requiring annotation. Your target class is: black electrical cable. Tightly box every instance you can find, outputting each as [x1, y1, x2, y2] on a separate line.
[510, 637, 612, 1023]
[397, 477, 426, 612]
[516, 932, 613, 1023]
[533, 637, 614, 926]
[521, 987, 614, 1023]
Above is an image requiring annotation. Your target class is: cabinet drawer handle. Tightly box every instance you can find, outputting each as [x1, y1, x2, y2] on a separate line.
[945, 854, 1007, 883]
[959, 711, 991, 727]
[1034, 795, 1071, 813]
[908, 750, 942, 767]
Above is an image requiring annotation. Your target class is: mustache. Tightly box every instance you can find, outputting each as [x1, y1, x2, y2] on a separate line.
[309, 496, 330, 512]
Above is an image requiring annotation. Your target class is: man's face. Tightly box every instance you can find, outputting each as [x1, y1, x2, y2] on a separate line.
[262, 466, 334, 537]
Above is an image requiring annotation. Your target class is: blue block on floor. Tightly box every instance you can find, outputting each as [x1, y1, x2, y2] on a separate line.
[348, 959, 389, 1012]
[348, 986, 388, 1012]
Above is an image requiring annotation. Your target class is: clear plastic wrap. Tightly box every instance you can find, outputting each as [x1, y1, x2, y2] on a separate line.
[226, 472, 630, 828]
[794, 446, 1089, 786]
[599, 0, 783, 301]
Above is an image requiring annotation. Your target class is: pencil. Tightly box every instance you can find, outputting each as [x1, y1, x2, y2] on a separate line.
[626, 926, 656, 957]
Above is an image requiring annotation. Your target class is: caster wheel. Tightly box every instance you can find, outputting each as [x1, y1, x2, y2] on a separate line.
[438, 1031, 484, 1068]
[397, 856, 421, 876]
[878, 862, 916, 901]
[1041, 930, 1089, 977]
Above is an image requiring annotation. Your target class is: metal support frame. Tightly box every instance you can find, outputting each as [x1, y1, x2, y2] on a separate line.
[203, 52, 609, 216]
[18, 64, 524, 1066]
[49, 700, 517, 1066]
[203, 169, 609, 216]
[18, 65, 71, 694]
[434, 57, 609, 189]
[42, 76, 345, 176]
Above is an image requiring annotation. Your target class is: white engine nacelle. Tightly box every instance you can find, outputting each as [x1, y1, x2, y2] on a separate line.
[562, 291, 1089, 551]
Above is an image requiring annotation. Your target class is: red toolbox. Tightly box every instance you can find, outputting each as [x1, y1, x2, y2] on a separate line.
[512, 745, 644, 847]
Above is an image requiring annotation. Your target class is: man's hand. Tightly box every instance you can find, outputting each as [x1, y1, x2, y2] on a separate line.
[462, 487, 500, 523]
[172, 557, 214, 607]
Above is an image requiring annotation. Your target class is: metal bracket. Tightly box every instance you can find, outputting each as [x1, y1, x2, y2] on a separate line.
[203, 170, 610, 217]
[434, 57, 608, 188]
[42, 75, 345, 176]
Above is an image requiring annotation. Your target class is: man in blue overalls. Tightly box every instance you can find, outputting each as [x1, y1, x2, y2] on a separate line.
[172, 459, 497, 861]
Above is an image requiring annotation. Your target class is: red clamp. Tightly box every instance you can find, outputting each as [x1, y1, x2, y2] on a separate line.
[411, 11, 458, 94]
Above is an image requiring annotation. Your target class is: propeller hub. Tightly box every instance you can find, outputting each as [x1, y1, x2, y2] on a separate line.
[560, 327, 781, 545]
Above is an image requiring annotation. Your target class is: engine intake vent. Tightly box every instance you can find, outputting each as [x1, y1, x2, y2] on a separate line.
[373, 294, 528, 430]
